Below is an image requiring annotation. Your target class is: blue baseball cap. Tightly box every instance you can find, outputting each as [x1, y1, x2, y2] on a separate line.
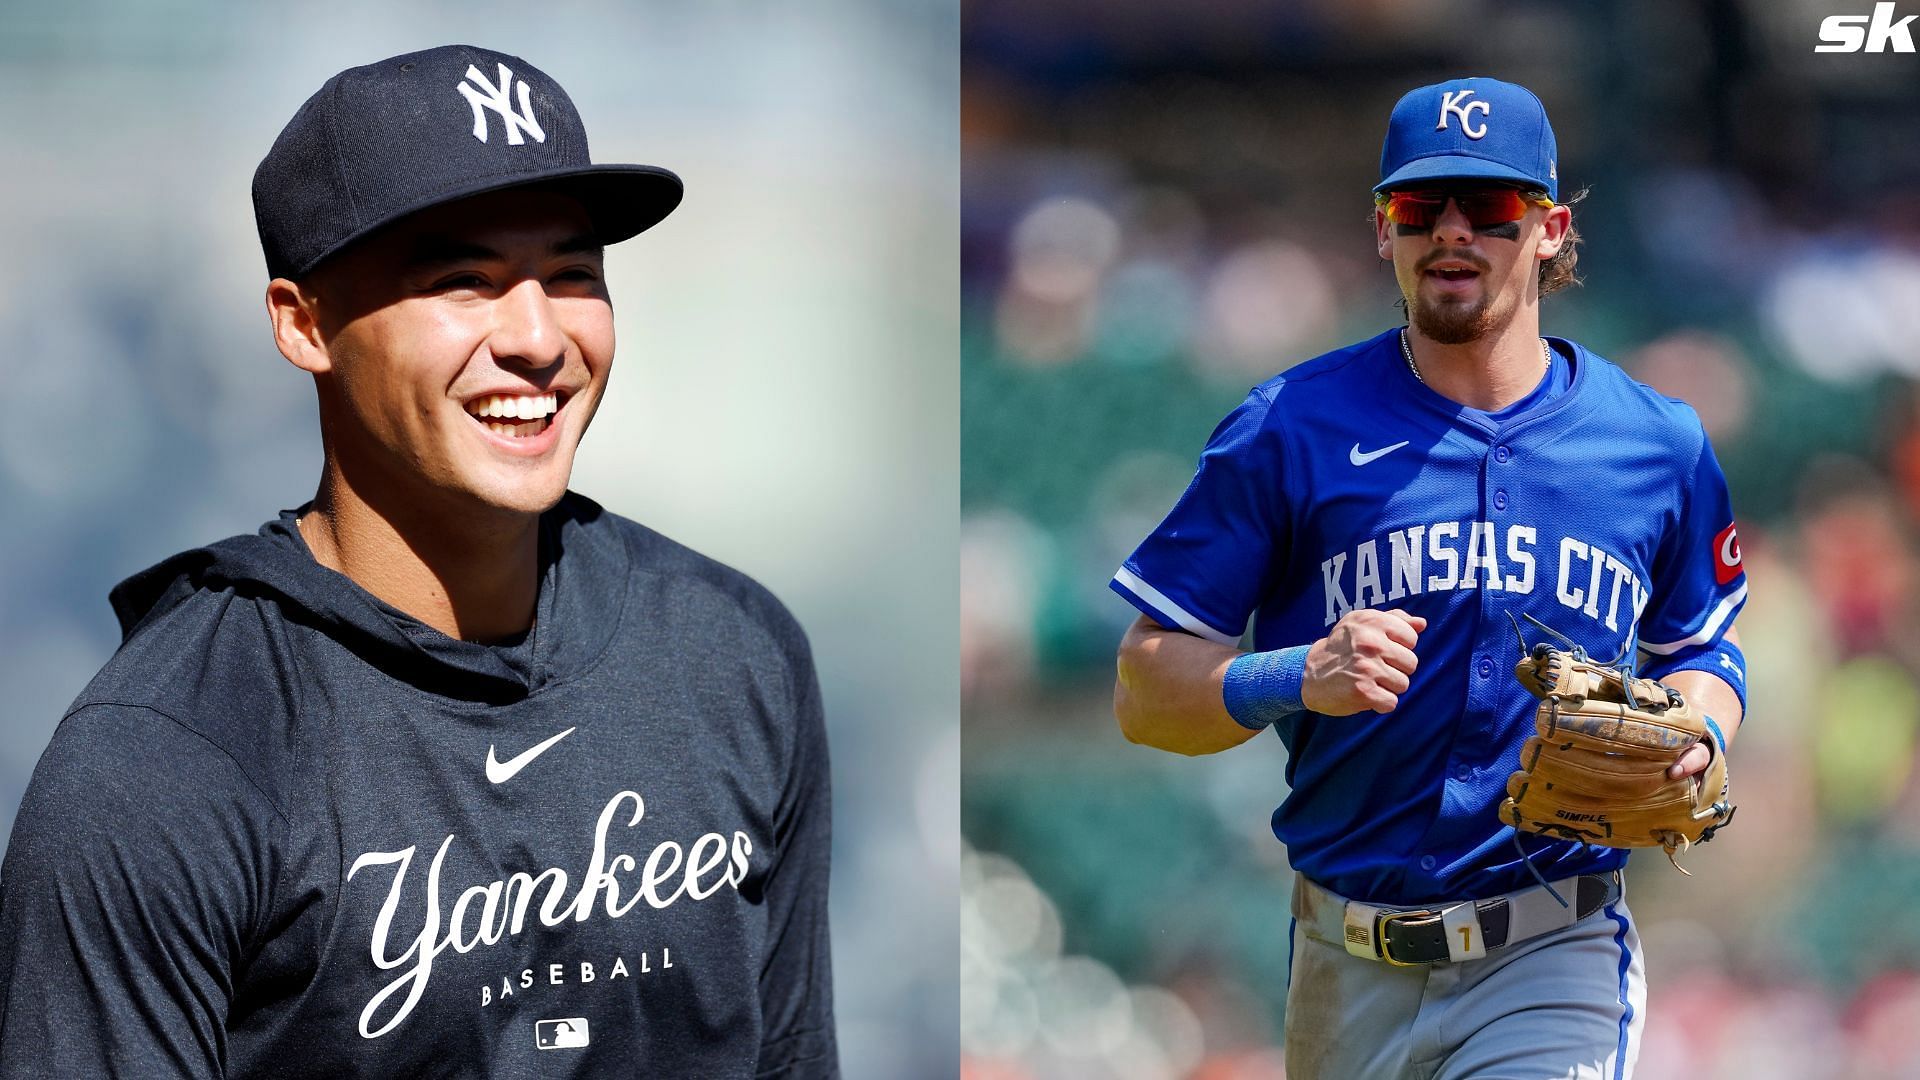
[1374, 77, 1558, 201]
[253, 45, 683, 280]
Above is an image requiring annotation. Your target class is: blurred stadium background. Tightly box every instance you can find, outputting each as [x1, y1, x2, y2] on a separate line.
[962, 2, 1920, 1077]
[0, 2, 956, 1076]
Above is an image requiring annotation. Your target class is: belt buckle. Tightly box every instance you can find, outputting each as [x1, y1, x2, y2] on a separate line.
[1373, 909, 1432, 967]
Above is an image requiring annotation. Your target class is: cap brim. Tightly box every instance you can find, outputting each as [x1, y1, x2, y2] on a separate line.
[292, 164, 684, 278]
[533, 165, 686, 245]
[1374, 155, 1545, 193]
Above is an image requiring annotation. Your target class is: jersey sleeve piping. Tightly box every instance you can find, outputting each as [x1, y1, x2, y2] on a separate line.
[1110, 567, 1242, 646]
[1637, 581, 1747, 654]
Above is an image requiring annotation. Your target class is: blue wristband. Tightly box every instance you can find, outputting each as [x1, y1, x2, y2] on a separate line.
[1703, 715, 1727, 754]
[1222, 646, 1310, 731]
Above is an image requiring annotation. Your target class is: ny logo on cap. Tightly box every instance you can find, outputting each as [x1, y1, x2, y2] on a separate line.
[458, 63, 546, 146]
[1436, 89, 1490, 140]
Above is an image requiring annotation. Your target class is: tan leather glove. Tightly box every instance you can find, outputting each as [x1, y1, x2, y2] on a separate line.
[1502, 644, 1735, 872]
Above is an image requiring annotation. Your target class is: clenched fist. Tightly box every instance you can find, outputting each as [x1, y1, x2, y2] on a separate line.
[1302, 608, 1425, 716]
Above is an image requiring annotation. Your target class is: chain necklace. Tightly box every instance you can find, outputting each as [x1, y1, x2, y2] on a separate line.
[1399, 328, 1549, 385]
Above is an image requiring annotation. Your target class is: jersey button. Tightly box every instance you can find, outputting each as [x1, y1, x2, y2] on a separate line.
[1493, 489, 1508, 511]
[1478, 657, 1494, 678]
[1494, 446, 1510, 463]
[1420, 855, 1437, 872]
[1455, 764, 1471, 781]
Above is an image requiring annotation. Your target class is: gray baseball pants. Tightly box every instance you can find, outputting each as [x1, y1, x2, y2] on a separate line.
[1284, 874, 1646, 1079]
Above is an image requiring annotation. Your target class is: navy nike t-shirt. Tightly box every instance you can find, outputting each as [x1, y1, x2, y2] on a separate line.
[0, 492, 837, 1078]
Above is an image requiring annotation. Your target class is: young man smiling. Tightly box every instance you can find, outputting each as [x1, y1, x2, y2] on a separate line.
[278, 188, 617, 641]
[0, 45, 836, 1078]
[1110, 78, 1746, 1078]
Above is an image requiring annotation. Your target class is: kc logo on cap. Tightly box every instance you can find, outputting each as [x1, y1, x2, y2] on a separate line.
[1375, 76, 1559, 201]
[1436, 89, 1491, 140]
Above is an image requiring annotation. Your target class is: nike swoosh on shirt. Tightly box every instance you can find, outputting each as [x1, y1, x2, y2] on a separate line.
[1350, 440, 1410, 466]
[485, 726, 578, 784]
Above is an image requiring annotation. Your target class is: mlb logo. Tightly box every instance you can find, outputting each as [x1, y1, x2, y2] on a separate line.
[535, 1017, 590, 1050]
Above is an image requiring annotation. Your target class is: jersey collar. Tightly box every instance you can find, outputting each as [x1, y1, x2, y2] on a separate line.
[1386, 330, 1588, 441]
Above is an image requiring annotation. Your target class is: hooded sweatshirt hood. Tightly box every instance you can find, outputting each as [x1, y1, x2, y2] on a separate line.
[107, 492, 627, 704]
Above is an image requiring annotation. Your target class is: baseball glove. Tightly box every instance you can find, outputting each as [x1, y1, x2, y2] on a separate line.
[1501, 642, 1735, 872]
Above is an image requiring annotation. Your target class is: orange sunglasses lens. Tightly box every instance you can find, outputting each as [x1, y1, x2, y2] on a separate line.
[1380, 189, 1544, 228]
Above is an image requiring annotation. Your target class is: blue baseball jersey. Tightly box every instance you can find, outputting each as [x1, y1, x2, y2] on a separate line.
[1112, 328, 1747, 906]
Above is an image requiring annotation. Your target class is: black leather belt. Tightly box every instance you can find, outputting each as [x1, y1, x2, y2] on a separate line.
[1373, 872, 1620, 966]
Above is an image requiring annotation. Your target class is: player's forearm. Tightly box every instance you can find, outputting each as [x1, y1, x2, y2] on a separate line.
[1113, 616, 1262, 756]
[1655, 625, 1745, 747]
[1661, 668, 1743, 746]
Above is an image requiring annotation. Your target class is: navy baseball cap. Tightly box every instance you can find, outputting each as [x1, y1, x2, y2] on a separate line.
[1374, 77, 1558, 201]
[253, 44, 683, 280]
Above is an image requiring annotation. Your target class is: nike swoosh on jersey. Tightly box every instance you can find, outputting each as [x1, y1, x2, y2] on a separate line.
[485, 726, 578, 784]
[1350, 440, 1410, 466]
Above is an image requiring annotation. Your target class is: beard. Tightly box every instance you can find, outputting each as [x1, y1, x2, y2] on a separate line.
[1405, 247, 1513, 345]
[1409, 289, 1500, 345]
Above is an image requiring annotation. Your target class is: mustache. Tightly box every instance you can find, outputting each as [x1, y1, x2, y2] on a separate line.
[1416, 249, 1491, 274]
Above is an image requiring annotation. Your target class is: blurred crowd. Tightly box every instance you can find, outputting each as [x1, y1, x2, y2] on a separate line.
[961, 1, 1920, 1076]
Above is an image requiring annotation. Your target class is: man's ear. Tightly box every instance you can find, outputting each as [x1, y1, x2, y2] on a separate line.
[1375, 207, 1394, 261]
[267, 277, 332, 375]
[1535, 203, 1572, 262]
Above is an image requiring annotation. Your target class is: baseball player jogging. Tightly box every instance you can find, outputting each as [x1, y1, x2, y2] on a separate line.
[1110, 77, 1746, 1080]
[0, 45, 836, 1078]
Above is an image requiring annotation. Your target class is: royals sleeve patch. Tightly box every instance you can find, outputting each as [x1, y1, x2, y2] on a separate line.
[1714, 522, 1743, 585]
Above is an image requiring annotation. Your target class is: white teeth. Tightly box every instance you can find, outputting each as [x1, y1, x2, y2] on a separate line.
[479, 415, 552, 439]
[467, 393, 559, 420]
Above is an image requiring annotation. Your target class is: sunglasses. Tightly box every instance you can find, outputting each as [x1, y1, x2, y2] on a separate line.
[1375, 188, 1554, 229]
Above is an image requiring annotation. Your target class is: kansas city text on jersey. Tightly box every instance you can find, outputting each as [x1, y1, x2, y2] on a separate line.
[1319, 520, 1649, 632]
